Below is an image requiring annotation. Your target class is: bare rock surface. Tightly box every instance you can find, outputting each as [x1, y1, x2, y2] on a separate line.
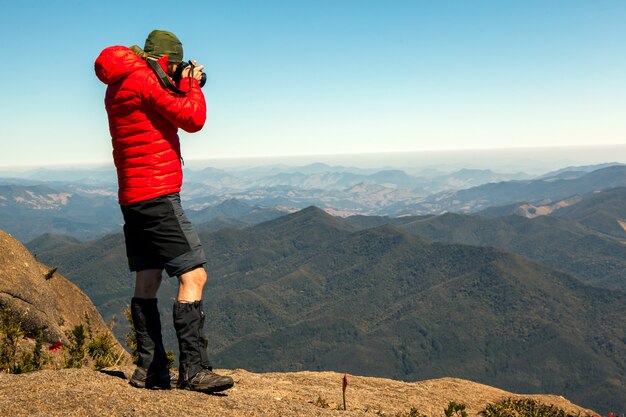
[0, 367, 597, 416]
[0, 230, 126, 354]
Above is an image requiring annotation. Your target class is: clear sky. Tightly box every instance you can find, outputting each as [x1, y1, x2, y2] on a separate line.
[0, 0, 624, 168]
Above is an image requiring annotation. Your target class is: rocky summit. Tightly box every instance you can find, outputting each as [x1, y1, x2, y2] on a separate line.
[0, 367, 597, 417]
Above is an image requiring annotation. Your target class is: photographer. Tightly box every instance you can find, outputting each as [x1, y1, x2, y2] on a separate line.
[95, 30, 233, 393]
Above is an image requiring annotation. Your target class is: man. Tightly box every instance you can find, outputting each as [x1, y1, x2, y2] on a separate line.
[95, 30, 233, 393]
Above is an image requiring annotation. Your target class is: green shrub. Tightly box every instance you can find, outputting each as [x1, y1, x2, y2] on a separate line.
[123, 306, 139, 365]
[396, 402, 465, 417]
[17, 330, 46, 373]
[313, 395, 330, 408]
[445, 402, 468, 417]
[87, 332, 123, 370]
[406, 407, 428, 417]
[32, 330, 44, 370]
[482, 398, 589, 417]
[165, 350, 175, 369]
[65, 314, 126, 370]
[64, 324, 87, 368]
[1, 307, 123, 372]
[0, 307, 47, 373]
[0, 306, 23, 372]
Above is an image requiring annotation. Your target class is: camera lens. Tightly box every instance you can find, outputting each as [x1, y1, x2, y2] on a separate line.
[172, 61, 205, 88]
[172, 61, 188, 83]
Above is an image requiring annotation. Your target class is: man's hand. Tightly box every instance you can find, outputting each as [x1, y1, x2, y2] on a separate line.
[182, 60, 204, 82]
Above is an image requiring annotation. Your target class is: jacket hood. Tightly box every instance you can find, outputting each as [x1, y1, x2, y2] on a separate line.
[95, 46, 148, 85]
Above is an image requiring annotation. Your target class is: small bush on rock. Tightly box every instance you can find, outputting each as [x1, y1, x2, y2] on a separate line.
[482, 398, 589, 417]
[64, 324, 87, 368]
[0, 306, 46, 373]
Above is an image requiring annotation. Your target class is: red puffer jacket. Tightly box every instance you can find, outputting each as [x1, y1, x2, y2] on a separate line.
[94, 46, 206, 205]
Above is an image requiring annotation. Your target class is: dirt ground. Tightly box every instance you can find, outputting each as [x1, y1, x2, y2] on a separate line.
[0, 367, 597, 417]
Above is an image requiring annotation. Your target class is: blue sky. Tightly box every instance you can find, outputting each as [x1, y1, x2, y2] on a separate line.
[0, 0, 624, 167]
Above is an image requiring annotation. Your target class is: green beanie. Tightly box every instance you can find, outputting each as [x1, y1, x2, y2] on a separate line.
[143, 30, 183, 63]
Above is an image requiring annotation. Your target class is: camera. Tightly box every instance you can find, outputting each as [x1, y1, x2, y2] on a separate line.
[172, 60, 207, 88]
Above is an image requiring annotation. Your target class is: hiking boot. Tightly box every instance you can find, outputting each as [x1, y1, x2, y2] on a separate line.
[178, 368, 234, 393]
[173, 300, 234, 393]
[129, 366, 171, 389]
[130, 298, 169, 389]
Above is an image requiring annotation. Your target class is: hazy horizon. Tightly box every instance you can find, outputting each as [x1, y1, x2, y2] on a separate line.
[0, 144, 624, 177]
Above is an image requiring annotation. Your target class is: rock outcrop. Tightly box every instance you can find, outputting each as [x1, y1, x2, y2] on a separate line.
[0, 230, 125, 354]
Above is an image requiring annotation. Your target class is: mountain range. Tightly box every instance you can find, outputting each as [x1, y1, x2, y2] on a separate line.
[344, 187, 626, 291]
[2, 163, 625, 241]
[392, 165, 626, 215]
[0, 183, 120, 241]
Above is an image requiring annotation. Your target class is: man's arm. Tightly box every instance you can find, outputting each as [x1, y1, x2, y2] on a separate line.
[144, 73, 207, 133]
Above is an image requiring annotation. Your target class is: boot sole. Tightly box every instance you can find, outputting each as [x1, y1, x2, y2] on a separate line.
[178, 381, 234, 393]
[129, 376, 171, 390]
[128, 369, 171, 390]
[129, 380, 172, 390]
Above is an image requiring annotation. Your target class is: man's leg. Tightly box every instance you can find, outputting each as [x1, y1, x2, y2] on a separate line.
[177, 265, 206, 302]
[173, 266, 233, 392]
[129, 269, 170, 389]
[135, 269, 163, 298]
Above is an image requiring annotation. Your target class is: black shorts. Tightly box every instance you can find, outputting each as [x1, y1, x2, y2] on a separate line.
[120, 193, 206, 277]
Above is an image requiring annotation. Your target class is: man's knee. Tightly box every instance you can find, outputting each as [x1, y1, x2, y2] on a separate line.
[180, 266, 207, 287]
[177, 266, 207, 302]
[134, 269, 163, 298]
